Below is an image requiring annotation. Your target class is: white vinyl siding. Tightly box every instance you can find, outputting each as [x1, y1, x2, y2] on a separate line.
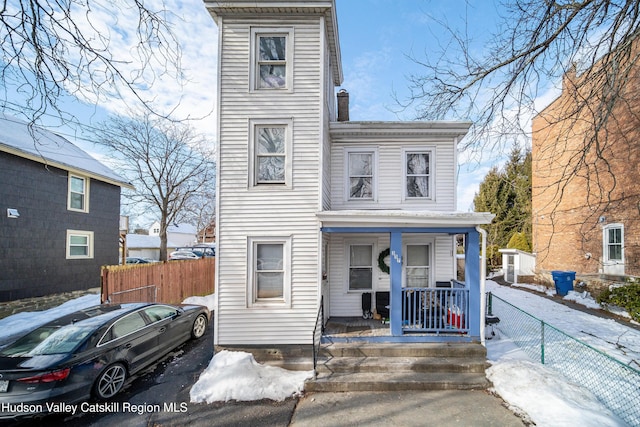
[330, 137, 455, 211]
[216, 17, 324, 344]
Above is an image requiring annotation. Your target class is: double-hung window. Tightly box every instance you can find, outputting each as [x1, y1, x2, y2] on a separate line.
[251, 28, 293, 91]
[68, 174, 89, 212]
[404, 149, 432, 199]
[250, 120, 292, 187]
[348, 244, 373, 291]
[249, 237, 291, 306]
[604, 224, 623, 262]
[346, 149, 376, 200]
[405, 244, 431, 287]
[66, 230, 94, 259]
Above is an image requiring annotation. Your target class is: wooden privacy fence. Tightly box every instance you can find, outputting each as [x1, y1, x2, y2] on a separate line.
[101, 258, 215, 305]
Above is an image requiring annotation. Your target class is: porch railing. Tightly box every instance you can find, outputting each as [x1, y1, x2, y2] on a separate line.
[312, 296, 325, 377]
[401, 287, 469, 333]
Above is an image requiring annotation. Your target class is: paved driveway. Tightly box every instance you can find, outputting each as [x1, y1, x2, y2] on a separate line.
[5, 319, 298, 427]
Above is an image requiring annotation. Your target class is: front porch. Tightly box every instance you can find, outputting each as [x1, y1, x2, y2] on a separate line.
[323, 285, 471, 343]
[318, 210, 493, 344]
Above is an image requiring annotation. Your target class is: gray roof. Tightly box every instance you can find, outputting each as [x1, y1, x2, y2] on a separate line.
[126, 234, 161, 249]
[0, 114, 132, 188]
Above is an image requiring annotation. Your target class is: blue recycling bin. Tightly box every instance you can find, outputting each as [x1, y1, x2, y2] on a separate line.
[551, 271, 576, 296]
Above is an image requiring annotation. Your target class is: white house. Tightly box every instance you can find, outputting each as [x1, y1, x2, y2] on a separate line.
[148, 221, 197, 249]
[206, 0, 494, 353]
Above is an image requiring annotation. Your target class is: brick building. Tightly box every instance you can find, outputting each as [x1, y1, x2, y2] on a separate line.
[532, 45, 640, 278]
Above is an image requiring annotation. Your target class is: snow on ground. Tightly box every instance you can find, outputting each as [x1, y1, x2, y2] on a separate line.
[189, 350, 313, 403]
[1, 283, 639, 426]
[487, 281, 640, 366]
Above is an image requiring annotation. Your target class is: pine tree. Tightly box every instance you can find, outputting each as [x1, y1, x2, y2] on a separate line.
[474, 146, 532, 267]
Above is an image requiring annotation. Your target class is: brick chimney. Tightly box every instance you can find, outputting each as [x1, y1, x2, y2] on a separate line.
[337, 89, 349, 122]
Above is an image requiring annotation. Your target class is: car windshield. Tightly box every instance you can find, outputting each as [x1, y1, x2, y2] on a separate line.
[0, 324, 94, 357]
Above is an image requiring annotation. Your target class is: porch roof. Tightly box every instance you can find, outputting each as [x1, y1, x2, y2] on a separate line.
[317, 210, 494, 230]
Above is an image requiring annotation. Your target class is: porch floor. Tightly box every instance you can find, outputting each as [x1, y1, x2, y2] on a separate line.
[324, 317, 391, 337]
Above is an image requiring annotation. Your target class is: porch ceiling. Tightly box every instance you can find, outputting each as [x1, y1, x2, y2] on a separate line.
[317, 210, 494, 230]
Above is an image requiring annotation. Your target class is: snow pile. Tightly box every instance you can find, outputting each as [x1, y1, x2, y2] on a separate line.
[563, 290, 603, 310]
[487, 358, 627, 427]
[182, 294, 216, 312]
[189, 350, 313, 403]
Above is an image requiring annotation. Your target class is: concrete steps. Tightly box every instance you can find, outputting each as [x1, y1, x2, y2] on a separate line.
[305, 342, 490, 392]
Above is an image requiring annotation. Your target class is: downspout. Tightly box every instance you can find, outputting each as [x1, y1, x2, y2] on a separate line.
[476, 226, 488, 345]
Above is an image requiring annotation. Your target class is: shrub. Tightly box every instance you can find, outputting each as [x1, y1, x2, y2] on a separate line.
[506, 231, 531, 252]
[596, 283, 640, 322]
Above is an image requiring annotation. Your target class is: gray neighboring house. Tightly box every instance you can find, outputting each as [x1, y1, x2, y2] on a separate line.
[0, 114, 133, 301]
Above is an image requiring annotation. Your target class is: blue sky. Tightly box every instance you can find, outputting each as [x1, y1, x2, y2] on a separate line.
[1, 0, 519, 214]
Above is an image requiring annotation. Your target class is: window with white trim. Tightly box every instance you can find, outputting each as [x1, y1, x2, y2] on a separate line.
[348, 244, 373, 291]
[68, 174, 89, 212]
[66, 230, 94, 259]
[405, 244, 431, 287]
[250, 120, 292, 187]
[404, 149, 433, 199]
[604, 224, 623, 261]
[346, 149, 376, 200]
[251, 28, 293, 91]
[248, 237, 291, 306]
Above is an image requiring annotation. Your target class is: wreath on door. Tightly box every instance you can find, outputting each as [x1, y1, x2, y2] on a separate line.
[378, 248, 390, 274]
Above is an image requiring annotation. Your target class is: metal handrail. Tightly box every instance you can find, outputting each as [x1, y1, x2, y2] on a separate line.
[312, 296, 325, 377]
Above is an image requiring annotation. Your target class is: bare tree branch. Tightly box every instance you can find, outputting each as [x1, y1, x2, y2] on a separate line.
[95, 113, 215, 260]
[0, 0, 183, 124]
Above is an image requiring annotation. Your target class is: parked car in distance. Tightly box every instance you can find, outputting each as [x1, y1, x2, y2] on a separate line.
[168, 250, 200, 260]
[125, 257, 151, 264]
[176, 245, 216, 258]
[0, 302, 210, 419]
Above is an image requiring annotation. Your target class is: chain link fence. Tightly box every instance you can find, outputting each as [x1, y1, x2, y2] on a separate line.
[488, 292, 640, 426]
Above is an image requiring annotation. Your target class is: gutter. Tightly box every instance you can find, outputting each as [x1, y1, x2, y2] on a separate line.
[477, 226, 488, 345]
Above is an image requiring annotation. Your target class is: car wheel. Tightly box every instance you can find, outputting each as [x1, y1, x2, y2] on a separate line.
[94, 363, 127, 400]
[191, 314, 208, 339]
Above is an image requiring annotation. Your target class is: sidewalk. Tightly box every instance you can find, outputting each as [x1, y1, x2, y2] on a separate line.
[289, 391, 525, 427]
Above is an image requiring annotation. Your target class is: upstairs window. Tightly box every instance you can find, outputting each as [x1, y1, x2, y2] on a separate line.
[68, 174, 89, 212]
[251, 28, 293, 91]
[256, 126, 286, 184]
[346, 149, 376, 200]
[404, 149, 432, 199]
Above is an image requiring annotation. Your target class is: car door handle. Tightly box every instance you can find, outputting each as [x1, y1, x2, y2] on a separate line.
[123, 343, 132, 349]
[159, 327, 166, 334]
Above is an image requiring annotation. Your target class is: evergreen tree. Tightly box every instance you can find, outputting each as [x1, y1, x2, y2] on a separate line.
[474, 146, 532, 267]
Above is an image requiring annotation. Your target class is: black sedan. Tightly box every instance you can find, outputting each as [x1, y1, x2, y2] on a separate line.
[0, 302, 210, 419]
